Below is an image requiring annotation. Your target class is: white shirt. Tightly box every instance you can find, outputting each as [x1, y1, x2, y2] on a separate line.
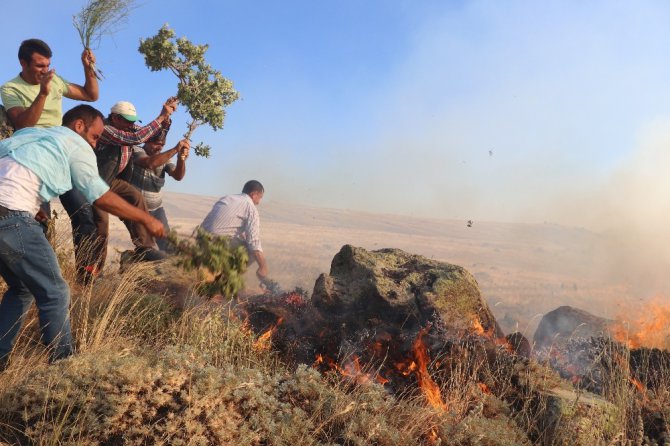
[201, 193, 262, 252]
[0, 156, 42, 214]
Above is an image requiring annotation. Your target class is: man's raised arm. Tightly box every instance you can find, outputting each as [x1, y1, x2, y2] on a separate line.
[64, 49, 99, 102]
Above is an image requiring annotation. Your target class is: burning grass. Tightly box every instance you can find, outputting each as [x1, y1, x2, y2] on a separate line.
[610, 296, 670, 350]
[0, 233, 669, 445]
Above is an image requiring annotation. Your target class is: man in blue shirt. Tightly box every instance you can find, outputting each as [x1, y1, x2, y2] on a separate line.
[0, 104, 165, 370]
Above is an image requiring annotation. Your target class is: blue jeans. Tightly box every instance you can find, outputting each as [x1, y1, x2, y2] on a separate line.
[150, 207, 172, 253]
[0, 211, 73, 363]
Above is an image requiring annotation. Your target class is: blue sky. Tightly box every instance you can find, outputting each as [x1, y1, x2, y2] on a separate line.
[3, 1, 670, 229]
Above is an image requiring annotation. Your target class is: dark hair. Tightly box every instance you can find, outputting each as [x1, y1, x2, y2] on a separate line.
[242, 180, 264, 195]
[147, 120, 171, 144]
[18, 39, 52, 63]
[62, 104, 104, 128]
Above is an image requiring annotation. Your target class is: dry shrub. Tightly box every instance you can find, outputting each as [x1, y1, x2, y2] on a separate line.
[0, 340, 533, 446]
[70, 262, 179, 352]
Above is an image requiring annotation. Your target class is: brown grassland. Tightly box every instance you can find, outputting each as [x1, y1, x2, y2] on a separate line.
[0, 191, 667, 445]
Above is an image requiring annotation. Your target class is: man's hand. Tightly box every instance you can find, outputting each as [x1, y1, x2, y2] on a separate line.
[160, 97, 178, 119]
[39, 69, 55, 97]
[144, 215, 166, 238]
[81, 49, 96, 71]
[177, 139, 190, 160]
[35, 208, 49, 224]
[256, 264, 269, 280]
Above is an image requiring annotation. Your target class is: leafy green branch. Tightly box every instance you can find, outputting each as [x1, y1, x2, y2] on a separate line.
[167, 228, 248, 299]
[138, 25, 239, 157]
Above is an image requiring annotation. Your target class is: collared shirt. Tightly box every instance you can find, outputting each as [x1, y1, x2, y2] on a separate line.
[97, 118, 163, 174]
[201, 193, 262, 252]
[0, 74, 71, 128]
[0, 126, 109, 204]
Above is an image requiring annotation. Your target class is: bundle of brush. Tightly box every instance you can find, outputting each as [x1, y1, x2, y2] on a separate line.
[73, 0, 136, 79]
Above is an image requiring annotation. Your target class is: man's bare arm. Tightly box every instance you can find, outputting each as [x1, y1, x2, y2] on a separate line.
[6, 70, 54, 129]
[94, 190, 165, 238]
[64, 49, 99, 102]
[167, 141, 189, 181]
[254, 250, 268, 279]
[135, 140, 190, 172]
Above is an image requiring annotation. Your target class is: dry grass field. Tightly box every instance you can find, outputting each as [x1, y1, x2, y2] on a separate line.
[81, 191, 639, 337]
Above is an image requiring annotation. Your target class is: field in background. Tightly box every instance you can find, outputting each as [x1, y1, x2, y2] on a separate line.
[82, 191, 640, 337]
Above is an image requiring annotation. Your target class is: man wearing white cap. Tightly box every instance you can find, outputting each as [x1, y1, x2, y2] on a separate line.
[85, 97, 188, 272]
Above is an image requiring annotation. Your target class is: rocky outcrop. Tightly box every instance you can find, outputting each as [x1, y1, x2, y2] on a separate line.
[237, 246, 629, 446]
[311, 245, 502, 337]
[533, 306, 612, 350]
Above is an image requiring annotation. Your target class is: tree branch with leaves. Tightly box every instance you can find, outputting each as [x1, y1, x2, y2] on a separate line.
[139, 25, 239, 157]
[167, 228, 248, 299]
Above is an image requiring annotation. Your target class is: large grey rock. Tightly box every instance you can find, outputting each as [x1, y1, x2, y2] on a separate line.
[311, 245, 503, 337]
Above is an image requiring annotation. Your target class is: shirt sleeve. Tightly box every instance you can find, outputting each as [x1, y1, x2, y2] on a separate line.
[0, 83, 25, 110]
[54, 74, 71, 98]
[163, 161, 176, 175]
[244, 204, 262, 252]
[132, 146, 148, 161]
[98, 119, 162, 147]
[68, 142, 110, 202]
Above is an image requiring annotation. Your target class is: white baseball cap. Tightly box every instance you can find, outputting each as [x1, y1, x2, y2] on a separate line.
[110, 101, 141, 122]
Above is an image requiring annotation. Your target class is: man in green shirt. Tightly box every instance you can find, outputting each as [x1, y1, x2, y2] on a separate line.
[1, 38, 98, 128]
[0, 38, 100, 283]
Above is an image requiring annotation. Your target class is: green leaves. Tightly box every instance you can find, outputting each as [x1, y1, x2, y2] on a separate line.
[139, 25, 239, 156]
[193, 143, 211, 158]
[168, 228, 248, 299]
[137, 25, 177, 72]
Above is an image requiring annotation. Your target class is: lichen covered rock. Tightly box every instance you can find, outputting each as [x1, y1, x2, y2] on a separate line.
[312, 245, 502, 337]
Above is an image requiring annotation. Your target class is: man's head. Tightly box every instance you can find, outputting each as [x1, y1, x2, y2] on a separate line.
[143, 122, 171, 155]
[18, 39, 52, 85]
[63, 105, 105, 148]
[108, 101, 140, 131]
[242, 180, 264, 205]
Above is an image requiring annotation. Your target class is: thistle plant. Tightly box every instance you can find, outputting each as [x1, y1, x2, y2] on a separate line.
[72, 0, 136, 79]
[139, 25, 240, 157]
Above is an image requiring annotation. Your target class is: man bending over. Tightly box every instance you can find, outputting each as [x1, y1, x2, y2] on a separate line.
[0, 104, 164, 370]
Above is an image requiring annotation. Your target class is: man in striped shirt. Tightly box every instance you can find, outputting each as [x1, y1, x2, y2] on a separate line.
[201, 180, 269, 281]
[88, 98, 177, 272]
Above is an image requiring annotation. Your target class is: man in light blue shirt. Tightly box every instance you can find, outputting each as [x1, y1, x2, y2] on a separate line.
[0, 104, 165, 370]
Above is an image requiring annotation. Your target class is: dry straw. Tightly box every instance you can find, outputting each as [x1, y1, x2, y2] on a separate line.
[72, 0, 137, 79]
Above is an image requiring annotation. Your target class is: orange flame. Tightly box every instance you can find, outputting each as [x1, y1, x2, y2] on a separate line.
[314, 353, 388, 385]
[478, 382, 492, 394]
[610, 297, 670, 349]
[629, 377, 646, 394]
[472, 319, 485, 335]
[411, 327, 448, 411]
[252, 317, 283, 351]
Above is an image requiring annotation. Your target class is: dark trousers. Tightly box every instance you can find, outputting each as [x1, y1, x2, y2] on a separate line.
[149, 206, 173, 253]
[92, 179, 155, 270]
[59, 189, 99, 273]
